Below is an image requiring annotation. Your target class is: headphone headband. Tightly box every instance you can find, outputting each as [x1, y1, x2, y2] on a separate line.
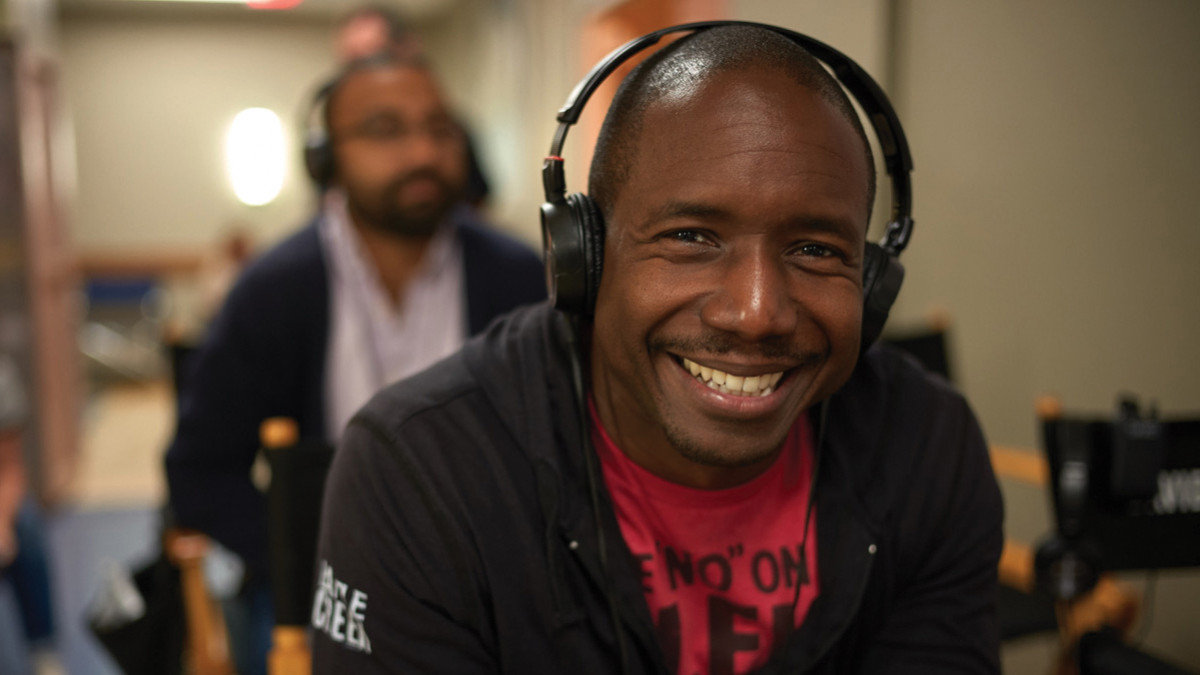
[544, 20, 914, 255]
[303, 53, 432, 189]
[540, 21, 914, 346]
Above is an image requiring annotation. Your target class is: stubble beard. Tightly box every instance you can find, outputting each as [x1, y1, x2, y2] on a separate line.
[663, 421, 785, 468]
[348, 171, 461, 239]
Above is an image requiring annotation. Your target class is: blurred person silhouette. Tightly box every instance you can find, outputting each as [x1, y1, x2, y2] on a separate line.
[334, 4, 492, 209]
[163, 226, 255, 406]
[0, 353, 57, 674]
[196, 226, 254, 326]
[163, 52, 545, 675]
[0, 353, 31, 675]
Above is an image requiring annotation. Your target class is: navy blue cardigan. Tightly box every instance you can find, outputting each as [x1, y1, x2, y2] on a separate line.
[164, 215, 546, 575]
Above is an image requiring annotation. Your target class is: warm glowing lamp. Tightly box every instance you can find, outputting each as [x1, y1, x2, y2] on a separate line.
[226, 107, 286, 206]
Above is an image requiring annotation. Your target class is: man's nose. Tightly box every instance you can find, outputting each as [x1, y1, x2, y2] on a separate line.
[402, 128, 445, 167]
[699, 249, 798, 341]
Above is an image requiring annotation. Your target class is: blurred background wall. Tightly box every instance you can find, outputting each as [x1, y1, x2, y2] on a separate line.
[2, 0, 1197, 672]
[61, 11, 331, 250]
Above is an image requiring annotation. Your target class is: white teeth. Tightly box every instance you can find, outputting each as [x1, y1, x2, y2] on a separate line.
[680, 358, 784, 397]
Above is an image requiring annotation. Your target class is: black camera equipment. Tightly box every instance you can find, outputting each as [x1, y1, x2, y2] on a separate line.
[1034, 395, 1200, 674]
[1036, 394, 1199, 599]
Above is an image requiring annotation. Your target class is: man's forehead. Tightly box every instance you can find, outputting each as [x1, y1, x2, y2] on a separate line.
[635, 69, 862, 166]
[339, 63, 432, 95]
[329, 65, 444, 117]
[610, 67, 871, 225]
[645, 65, 832, 124]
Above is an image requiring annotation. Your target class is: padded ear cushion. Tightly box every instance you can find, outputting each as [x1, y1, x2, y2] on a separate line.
[568, 193, 606, 317]
[860, 241, 905, 350]
[540, 192, 604, 316]
[305, 130, 335, 188]
[304, 77, 339, 188]
[540, 199, 577, 313]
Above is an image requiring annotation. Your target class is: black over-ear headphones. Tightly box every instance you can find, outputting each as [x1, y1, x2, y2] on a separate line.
[303, 77, 339, 189]
[539, 21, 915, 349]
[303, 53, 400, 189]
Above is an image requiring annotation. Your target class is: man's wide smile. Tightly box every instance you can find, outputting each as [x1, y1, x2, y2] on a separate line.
[678, 357, 784, 397]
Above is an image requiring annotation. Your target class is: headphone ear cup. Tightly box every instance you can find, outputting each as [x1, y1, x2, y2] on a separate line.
[571, 194, 606, 317]
[540, 192, 605, 316]
[860, 241, 905, 350]
[305, 130, 335, 189]
[304, 76, 339, 189]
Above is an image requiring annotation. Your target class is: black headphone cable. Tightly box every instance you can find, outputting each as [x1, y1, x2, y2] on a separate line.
[563, 314, 632, 675]
[789, 397, 828, 617]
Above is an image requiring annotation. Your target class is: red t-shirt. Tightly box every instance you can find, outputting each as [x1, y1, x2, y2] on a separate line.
[592, 408, 819, 675]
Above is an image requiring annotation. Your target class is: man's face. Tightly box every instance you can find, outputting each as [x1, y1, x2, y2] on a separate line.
[589, 68, 871, 489]
[327, 65, 467, 238]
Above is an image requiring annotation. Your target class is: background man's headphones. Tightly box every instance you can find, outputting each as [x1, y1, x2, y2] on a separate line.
[302, 53, 402, 190]
[302, 60, 491, 206]
[539, 20, 916, 349]
[303, 77, 339, 190]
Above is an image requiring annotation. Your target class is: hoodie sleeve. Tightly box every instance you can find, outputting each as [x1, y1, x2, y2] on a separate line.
[311, 409, 499, 674]
[856, 388, 1004, 674]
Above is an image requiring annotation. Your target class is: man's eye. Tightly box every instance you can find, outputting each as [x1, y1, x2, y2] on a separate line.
[359, 118, 403, 138]
[799, 243, 836, 258]
[667, 230, 710, 245]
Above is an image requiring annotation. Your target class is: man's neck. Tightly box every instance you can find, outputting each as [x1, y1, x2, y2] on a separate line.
[350, 221, 433, 308]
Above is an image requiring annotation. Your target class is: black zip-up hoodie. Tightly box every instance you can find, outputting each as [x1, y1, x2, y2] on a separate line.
[312, 303, 1002, 674]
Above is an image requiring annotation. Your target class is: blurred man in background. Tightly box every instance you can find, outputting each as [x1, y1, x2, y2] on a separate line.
[164, 51, 544, 675]
[333, 4, 492, 210]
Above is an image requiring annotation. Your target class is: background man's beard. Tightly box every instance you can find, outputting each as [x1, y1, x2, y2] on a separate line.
[370, 204, 447, 238]
[349, 173, 462, 238]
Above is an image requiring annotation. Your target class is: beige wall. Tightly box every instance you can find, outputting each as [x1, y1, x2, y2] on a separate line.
[891, 0, 1200, 448]
[732, 0, 890, 85]
[61, 11, 335, 252]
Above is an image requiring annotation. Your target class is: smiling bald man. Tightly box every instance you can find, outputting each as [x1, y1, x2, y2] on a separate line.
[313, 24, 1002, 675]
